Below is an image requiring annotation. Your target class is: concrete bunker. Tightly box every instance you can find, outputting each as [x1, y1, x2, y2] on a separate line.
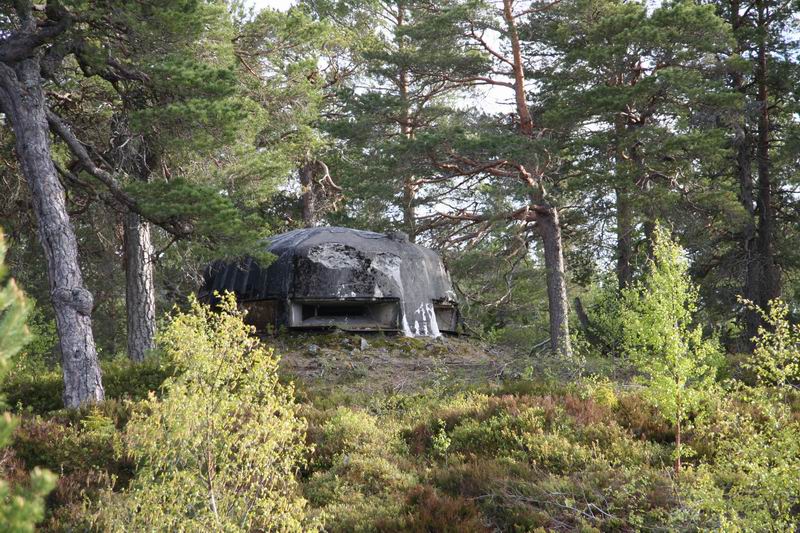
[199, 227, 459, 336]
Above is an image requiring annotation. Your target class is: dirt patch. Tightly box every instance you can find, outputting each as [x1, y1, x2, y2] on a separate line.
[266, 332, 521, 396]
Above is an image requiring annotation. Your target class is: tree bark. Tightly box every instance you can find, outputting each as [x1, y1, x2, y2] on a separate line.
[299, 161, 316, 227]
[498, 0, 570, 356]
[753, 0, 780, 309]
[536, 207, 572, 356]
[736, 112, 761, 342]
[614, 186, 634, 290]
[613, 114, 634, 289]
[395, 1, 418, 242]
[502, 0, 533, 136]
[735, 0, 780, 344]
[109, 119, 158, 363]
[124, 212, 156, 362]
[0, 59, 104, 407]
[398, 67, 417, 238]
[729, 0, 760, 344]
[402, 179, 416, 242]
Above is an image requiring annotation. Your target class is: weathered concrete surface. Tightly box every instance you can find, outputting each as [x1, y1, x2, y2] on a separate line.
[200, 227, 459, 336]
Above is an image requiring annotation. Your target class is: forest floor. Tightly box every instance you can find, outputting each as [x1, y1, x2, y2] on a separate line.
[5, 331, 703, 532]
[269, 331, 524, 397]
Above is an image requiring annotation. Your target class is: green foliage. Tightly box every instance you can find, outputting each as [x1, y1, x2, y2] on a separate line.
[0, 230, 56, 532]
[13, 409, 125, 486]
[126, 178, 271, 260]
[621, 225, 722, 470]
[684, 387, 800, 530]
[740, 297, 800, 393]
[12, 301, 58, 371]
[305, 406, 415, 531]
[96, 294, 316, 531]
[447, 235, 550, 349]
[0, 237, 30, 369]
[3, 357, 174, 415]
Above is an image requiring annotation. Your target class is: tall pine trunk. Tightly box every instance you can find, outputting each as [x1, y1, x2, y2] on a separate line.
[736, 116, 760, 342]
[299, 161, 316, 227]
[736, 0, 781, 344]
[0, 59, 104, 407]
[398, 65, 417, 239]
[502, 0, 570, 355]
[615, 187, 634, 290]
[536, 207, 572, 356]
[124, 212, 156, 362]
[111, 121, 158, 363]
[753, 0, 780, 310]
[613, 116, 634, 289]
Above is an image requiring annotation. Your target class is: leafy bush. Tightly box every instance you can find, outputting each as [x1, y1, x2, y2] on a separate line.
[313, 407, 389, 467]
[621, 225, 722, 472]
[304, 406, 415, 532]
[0, 229, 56, 531]
[95, 293, 316, 531]
[684, 387, 800, 530]
[13, 411, 123, 478]
[741, 297, 800, 394]
[2, 357, 174, 415]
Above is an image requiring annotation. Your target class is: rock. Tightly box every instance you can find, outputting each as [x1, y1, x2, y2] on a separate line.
[308, 344, 320, 355]
[359, 337, 370, 351]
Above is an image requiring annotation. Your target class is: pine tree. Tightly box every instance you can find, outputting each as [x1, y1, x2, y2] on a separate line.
[712, 0, 799, 344]
[235, 4, 354, 227]
[0, 1, 106, 406]
[527, 0, 732, 290]
[319, 0, 482, 239]
[407, 0, 574, 355]
[0, 1, 270, 403]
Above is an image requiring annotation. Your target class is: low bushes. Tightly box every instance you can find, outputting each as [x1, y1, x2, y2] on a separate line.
[5, 292, 800, 531]
[3, 357, 174, 415]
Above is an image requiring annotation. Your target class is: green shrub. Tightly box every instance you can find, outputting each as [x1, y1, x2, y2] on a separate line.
[621, 225, 722, 472]
[13, 411, 123, 477]
[310, 493, 405, 533]
[304, 405, 416, 531]
[682, 388, 800, 530]
[0, 229, 56, 531]
[448, 408, 542, 458]
[2, 369, 63, 414]
[2, 356, 174, 415]
[314, 407, 389, 467]
[741, 298, 800, 395]
[95, 293, 316, 532]
[306, 453, 416, 506]
[100, 356, 175, 401]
